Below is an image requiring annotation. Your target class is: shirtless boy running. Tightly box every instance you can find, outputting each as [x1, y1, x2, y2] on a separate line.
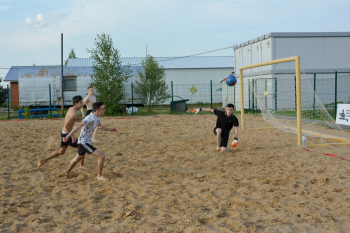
[81, 86, 99, 142]
[38, 96, 88, 169]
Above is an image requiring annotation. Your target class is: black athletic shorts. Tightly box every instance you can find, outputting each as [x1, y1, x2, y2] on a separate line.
[61, 132, 78, 148]
[85, 110, 93, 117]
[213, 127, 230, 148]
[78, 143, 97, 156]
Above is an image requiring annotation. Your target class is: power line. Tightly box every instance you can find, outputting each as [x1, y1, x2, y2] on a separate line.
[1, 45, 235, 69]
[127, 45, 235, 66]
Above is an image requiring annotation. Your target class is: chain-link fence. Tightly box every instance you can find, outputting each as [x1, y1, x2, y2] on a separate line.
[3, 72, 349, 119]
[1, 84, 62, 120]
[0, 84, 15, 120]
[123, 81, 223, 113]
[1, 81, 223, 119]
[245, 72, 350, 118]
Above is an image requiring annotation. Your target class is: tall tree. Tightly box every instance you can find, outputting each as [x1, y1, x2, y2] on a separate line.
[87, 33, 131, 115]
[64, 48, 77, 65]
[134, 55, 170, 112]
[0, 78, 7, 105]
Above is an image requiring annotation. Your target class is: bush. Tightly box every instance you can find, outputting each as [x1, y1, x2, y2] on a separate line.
[24, 105, 30, 119]
[12, 104, 19, 111]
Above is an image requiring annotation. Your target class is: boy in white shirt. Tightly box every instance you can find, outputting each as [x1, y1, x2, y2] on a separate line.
[63, 101, 118, 181]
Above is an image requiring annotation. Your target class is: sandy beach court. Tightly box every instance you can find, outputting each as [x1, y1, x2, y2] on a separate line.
[1, 114, 350, 232]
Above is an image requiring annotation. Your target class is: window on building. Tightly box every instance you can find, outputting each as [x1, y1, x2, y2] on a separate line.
[63, 77, 77, 91]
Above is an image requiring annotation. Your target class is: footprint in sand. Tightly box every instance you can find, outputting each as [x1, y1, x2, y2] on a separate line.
[30, 170, 45, 183]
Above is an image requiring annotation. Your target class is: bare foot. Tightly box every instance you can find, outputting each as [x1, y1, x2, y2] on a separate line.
[216, 147, 220, 151]
[97, 176, 110, 181]
[79, 165, 89, 170]
[221, 148, 230, 152]
[91, 138, 99, 143]
[37, 159, 46, 169]
[59, 171, 69, 177]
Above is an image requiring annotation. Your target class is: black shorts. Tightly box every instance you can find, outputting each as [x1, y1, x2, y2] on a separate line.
[85, 110, 93, 116]
[213, 127, 230, 148]
[61, 132, 78, 148]
[78, 143, 97, 156]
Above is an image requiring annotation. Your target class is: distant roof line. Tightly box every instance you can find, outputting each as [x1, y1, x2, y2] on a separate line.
[234, 31, 350, 49]
[67, 56, 234, 69]
[4, 56, 234, 82]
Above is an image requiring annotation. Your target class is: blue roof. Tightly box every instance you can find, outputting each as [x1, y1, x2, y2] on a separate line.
[4, 56, 234, 82]
[67, 56, 234, 69]
[3, 66, 21, 81]
[4, 65, 139, 82]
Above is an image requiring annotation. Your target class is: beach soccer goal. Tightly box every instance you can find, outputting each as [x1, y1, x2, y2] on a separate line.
[239, 56, 350, 146]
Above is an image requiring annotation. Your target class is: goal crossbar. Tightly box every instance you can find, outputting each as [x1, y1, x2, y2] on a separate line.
[239, 56, 302, 145]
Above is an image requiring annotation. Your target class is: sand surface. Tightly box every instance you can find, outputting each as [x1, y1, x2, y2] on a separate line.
[1, 114, 350, 232]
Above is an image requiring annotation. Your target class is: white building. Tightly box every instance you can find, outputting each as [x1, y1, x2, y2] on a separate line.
[4, 56, 234, 107]
[68, 57, 234, 105]
[222, 32, 350, 111]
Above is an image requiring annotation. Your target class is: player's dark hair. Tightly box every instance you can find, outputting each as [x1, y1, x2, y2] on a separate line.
[227, 103, 234, 109]
[93, 101, 104, 112]
[87, 86, 93, 90]
[72, 95, 83, 105]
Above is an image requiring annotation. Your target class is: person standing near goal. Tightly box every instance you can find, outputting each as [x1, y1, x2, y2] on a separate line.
[62, 101, 118, 181]
[81, 86, 100, 143]
[193, 103, 239, 152]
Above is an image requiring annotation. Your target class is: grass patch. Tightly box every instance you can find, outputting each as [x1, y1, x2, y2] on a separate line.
[0, 103, 232, 120]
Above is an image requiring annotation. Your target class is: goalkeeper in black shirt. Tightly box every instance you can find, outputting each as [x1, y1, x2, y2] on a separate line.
[193, 103, 239, 152]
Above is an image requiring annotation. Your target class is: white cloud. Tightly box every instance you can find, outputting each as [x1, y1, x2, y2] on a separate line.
[24, 17, 32, 24]
[23, 13, 47, 28]
[1, 0, 349, 67]
[0, 5, 10, 11]
[36, 13, 44, 21]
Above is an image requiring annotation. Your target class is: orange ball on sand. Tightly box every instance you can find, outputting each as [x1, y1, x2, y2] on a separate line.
[232, 140, 238, 147]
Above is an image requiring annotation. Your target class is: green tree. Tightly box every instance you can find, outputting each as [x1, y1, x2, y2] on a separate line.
[64, 48, 77, 65]
[0, 78, 7, 105]
[87, 33, 131, 115]
[134, 55, 170, 112]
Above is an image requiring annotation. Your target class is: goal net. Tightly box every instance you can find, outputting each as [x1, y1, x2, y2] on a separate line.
[239, 56, 350, 145]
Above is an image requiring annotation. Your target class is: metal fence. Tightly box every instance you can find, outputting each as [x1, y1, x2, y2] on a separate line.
[246, 72, 350, 118]
[2, 72, 349, 119]
[0, 81, 223, 120]
[124, 81, 222, 108]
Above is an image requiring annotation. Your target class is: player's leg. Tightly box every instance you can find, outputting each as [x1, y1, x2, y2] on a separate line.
[215, 128, 222, 151]
[66, 138, 89, 170]
[91, 127, 99, 143]
[63, 153, 84, 177]
[220, 134, 230, 152]
[37, 145, 67, 168]
[79, 155, 88, 170]
[91, 149, 109, 181]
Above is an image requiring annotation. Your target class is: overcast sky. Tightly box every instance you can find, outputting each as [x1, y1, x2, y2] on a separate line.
[1, 0, 349, 85]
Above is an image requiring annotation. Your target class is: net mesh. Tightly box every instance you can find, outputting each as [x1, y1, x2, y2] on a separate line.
[244, 62, 350, 141]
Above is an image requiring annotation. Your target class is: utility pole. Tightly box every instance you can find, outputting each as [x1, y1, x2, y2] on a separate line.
[61, 33, 64, 116]
[146, 45, 147, 57]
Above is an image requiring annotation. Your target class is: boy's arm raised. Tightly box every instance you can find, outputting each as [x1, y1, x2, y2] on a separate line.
[97, 123, 118, 132]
